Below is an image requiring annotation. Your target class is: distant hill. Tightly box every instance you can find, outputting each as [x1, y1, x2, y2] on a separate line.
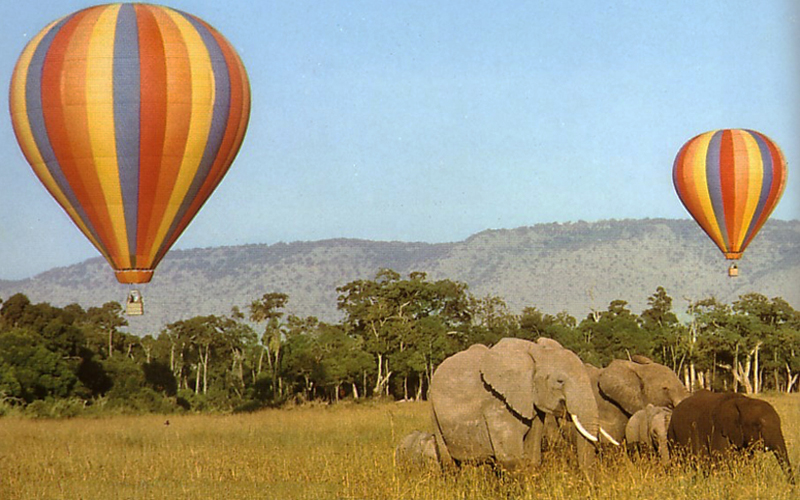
[1, 219, 798, 335]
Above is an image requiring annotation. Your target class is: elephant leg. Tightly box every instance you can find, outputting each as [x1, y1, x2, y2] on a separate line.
[523, 413, 545, 467]
[484, 403, 528, 470]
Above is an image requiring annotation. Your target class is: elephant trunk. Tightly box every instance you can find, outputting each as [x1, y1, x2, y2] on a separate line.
[564, 380, 601, 442]
[563, 379, 603, 472]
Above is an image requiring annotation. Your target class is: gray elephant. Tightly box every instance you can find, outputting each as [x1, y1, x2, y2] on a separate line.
[668, 390, 795, 483]
[625, 404, 672, 464]
[589, 355, 689, 445]
[395, 430, 438, 468]
[430, 337, 609, 472]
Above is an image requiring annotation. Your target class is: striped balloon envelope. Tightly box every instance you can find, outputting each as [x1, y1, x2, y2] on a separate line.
[673, 129, 787, 261]
[9, 3, 250, 284]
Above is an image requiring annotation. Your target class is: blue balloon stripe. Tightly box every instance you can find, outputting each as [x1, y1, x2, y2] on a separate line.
[704, 131, 729, 250]
[113, 3, 142, 266]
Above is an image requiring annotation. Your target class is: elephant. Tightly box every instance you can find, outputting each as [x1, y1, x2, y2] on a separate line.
[430, 337, 608, 473]
[395, 430, 438, 468]
[588, 355, 689, 445]
[624, 404, 672, 464]
[667, 390, 795, 483]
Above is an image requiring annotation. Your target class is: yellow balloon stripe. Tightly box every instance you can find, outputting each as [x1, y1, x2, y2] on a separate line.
[85, 4, 132, 269]
[10, 21, 57, 188]
[10, 17, 110, 262]
[149, 9, 215, 261]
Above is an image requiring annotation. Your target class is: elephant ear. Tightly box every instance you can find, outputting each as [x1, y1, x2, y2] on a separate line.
[598, 360, 645, 415]
[716, 397, 744, 446]
[480, 338, 536, 421]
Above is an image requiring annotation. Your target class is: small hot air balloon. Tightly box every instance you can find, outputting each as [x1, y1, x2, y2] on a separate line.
[9, 3, 250, 292]
[673, 129, 787, 276]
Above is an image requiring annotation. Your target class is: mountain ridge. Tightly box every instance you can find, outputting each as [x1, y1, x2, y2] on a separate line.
[1, 218, 798, 335]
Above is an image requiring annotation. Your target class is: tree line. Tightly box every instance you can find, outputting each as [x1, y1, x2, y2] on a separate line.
[1, 269, 798, 416]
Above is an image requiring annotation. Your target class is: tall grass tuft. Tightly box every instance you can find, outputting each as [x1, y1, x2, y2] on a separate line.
[1, 395, 797, 499]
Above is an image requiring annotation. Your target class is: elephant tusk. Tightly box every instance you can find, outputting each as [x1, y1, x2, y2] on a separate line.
[599, 427, 620, 446]
[571, 414, 598, 443]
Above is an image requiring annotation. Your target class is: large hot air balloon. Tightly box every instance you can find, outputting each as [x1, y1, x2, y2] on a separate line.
[9, 3, 250, 286]
[673, 129, 787, 275]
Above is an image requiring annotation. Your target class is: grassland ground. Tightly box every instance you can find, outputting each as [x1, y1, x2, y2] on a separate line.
[0, 394, 797, 499]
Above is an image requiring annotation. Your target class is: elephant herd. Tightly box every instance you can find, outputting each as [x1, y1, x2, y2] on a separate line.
[395, 337, 795, 484]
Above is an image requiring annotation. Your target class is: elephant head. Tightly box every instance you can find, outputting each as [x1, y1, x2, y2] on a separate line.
[480, 337, 601, 445]
[598, 356, 688, 415]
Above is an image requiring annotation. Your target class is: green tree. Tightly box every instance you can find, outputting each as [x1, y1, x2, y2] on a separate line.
[248, 292, 289, 397]
[730, 294, 800, 393]
[337, 270, 471, 398]
[578, 299, 648, 366]
[0, 328, 78, 403]
[517, 307, 580, 352]
[466, 295, 518, 346]
[84, 302, 127, 359]
[641, 287, 685, 370]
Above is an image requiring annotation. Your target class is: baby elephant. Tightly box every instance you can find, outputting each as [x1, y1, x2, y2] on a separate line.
[625, 404, 672, 464]
[395, 430, 438, 468]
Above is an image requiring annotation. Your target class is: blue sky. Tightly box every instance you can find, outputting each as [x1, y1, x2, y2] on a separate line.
[0, 1, 797, 281]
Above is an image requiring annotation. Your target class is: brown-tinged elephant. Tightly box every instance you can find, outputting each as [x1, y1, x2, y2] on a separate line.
[589, 355, 689, 445]
[667, 390, 795, 483]
[430, 337, 608, 473]
[395, 430, 438, 468]
[625, 404, 672, 464]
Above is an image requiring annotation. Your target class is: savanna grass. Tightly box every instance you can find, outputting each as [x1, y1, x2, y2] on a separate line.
[0, 395, 797, 499]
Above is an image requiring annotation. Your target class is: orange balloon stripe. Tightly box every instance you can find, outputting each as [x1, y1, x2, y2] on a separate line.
[139, 6, 194, 267]
[134, 4, 170, 269]
[723, 130, 747, 252]
[41, 9, 124, 265]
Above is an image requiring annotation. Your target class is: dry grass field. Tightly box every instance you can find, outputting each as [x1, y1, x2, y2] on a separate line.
[0, 394, 797, 500]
